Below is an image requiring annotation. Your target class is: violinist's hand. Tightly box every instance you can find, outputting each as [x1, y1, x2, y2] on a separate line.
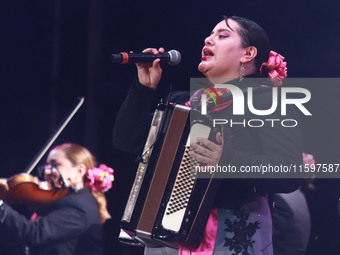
[30, 212, 41, 222]
[136, 47, 164, 89]
[190, 132, 223, 166]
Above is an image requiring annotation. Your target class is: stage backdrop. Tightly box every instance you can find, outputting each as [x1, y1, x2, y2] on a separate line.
[1, 1, 340, 254]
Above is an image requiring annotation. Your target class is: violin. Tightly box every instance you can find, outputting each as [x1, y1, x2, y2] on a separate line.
[0, 97, 84, 213]
[0, 172, 72, 213]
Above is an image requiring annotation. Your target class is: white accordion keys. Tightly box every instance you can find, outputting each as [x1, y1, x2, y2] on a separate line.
[162, 123, 211, 232]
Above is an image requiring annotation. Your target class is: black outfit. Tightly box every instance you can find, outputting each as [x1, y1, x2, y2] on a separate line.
[0, 188, 103, 255]
[113, 78, 302, 196]
[113, 77, 303, 254]
[272, 189, 311, 255]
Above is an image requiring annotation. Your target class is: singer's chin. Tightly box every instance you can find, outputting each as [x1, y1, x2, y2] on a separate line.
[198, 61, 210, 75]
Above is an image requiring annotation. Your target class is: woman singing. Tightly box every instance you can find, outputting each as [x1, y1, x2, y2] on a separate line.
[113, 16, 302, 255]
[0, 143, 114, 255]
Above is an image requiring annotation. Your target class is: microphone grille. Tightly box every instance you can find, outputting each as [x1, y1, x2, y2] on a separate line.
[168, 49, 181, 66]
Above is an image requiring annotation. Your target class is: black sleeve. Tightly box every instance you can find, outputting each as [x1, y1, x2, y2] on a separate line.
[112, 78, 157, 155]
[0, 198, 86, 247]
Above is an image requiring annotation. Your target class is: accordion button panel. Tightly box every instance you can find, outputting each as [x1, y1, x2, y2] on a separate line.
[161, 123, 211, 232]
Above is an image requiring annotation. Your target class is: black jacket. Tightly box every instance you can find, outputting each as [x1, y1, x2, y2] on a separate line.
[0, 188, 103, 255]
[113, 78, 302, 205]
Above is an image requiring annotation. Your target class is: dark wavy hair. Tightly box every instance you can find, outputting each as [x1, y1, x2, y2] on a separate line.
[224, 16, 271, 76]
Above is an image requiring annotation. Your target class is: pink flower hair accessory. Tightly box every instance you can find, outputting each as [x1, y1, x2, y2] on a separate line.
[302, 152, 315, 166]
[260, 50, 287, 87]
[85, 164, 114, 193]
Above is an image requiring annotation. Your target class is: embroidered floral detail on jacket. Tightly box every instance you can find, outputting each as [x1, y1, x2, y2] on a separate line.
[223, 209, 260, 255]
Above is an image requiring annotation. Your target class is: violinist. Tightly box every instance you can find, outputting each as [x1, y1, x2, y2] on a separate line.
[0, 143, 114, 255]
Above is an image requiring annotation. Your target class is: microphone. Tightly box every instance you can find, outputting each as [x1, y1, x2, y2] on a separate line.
[111, 49, 181, 66]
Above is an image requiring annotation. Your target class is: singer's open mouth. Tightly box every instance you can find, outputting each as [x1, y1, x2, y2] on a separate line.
[203, 47, 214, 56]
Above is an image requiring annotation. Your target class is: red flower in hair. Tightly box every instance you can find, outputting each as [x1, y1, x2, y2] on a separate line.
[86, 164, 114, 192]
[260, 50, 287, 87]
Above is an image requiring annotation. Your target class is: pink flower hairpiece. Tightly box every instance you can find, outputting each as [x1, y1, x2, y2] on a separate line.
[85, 164, 114, 193]
[302, 152, 315, 166]
[260, 50, 287, 87]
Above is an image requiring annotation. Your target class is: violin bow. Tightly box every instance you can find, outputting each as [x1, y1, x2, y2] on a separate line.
[25, 97, 85, 175]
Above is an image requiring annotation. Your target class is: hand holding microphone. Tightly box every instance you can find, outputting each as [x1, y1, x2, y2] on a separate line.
[112, 47, 180, 89]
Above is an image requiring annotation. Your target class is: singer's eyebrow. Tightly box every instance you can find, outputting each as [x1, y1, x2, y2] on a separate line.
[211, 28, 233, 35]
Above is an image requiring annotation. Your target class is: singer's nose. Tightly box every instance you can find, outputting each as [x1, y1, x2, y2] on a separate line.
[204, 35, 214, 46]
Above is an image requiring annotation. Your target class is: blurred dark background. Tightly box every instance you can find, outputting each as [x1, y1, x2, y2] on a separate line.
[1, 0, 340, 254]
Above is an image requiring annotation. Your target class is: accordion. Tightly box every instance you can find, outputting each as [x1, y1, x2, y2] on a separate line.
[119, 102, 222, 249]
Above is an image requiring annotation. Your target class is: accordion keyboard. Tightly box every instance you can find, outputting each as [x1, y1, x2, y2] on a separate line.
[162, 122, 211, 233]
[162, 145, 198, 232]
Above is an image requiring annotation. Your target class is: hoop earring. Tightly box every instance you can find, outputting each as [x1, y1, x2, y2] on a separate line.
[239, 62, 244, 82]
